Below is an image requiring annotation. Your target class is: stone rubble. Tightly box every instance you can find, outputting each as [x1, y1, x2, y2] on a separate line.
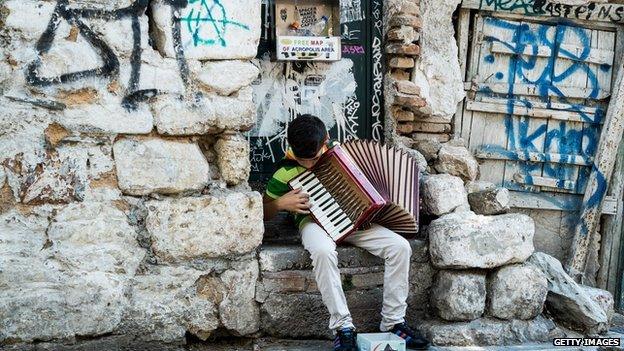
[527, 253, 609, 334]
[431, 270, 486, 321]
[467, 187, 510, 215]
[420, 174, 469, 216]
[428, 211, 535, 269]
[487, 263, 548, 320]
[434, 144, 479, 181]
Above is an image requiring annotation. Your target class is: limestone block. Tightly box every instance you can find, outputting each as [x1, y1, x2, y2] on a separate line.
[120, 265, 219, 342]
[431, 270, 486, 321]
[47, 202, 144, 275]
[419, 315, 563, 347]
[468, 187, 510, 215]
[3, 1, 57, 41]
[487, 264, 547, 320]
[527, 252, 609, 334]
[465, 180, 496, 194]
[113, 138, 210, 195]
[434, 144, 479, 181]
[2, 150, 86, 204]
[210, 86, 256, 131]
[0, 208, 130, 343]
[195, 60, 259, 96]
[413, 139, 441, 162]
[581, 285, 614, 325]
[61, 94, 153, 134]
[146, 190, 263, 262]
[215, 133, 250, 186]
[150, 0, 261, 60]
[133, 52, 186, 94]
[0, 100, 53, 160]
[421, 174, 468, 216]
[151, 95, 216, 135]
[89, 15, 150, 57]
[412, 0, 465, 121]
[218, 260, 260, 335]
[428, 212, 535, 269]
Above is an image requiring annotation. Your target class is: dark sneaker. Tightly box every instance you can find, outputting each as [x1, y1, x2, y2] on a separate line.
[334, 327, 358, 351]
[390, 322, 430, 350]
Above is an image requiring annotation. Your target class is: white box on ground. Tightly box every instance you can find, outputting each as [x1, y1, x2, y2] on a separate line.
[357, 332, 406, 351]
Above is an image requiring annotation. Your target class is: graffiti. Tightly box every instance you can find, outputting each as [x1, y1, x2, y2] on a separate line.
[249, 54, 359, 167]
[343, 45, 365, 55]
[370, 0, 384, 142]
[478, 17, 608, 197]
[341, 24, 361, 41]
[180, 0, 250, 47]
[476, 0, 624, 23]
[340, 0, 364, 24]
[26, 0, 190, 110]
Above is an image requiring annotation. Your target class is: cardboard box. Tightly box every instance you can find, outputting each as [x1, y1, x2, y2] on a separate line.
[357, 332, 406, 351]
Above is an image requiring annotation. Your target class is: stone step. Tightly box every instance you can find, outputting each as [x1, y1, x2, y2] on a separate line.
[258, 239, 429, 272]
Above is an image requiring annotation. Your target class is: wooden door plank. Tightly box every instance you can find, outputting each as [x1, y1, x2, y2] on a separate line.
[597, 138, 624, 292]
[471, 15, 517, 186]
[476, 148, 593, 166]
[462, 14, 485, 144]
[514, 173, 576, 191]
[479, 96, 601, 114]
[491, 41, 614, 66]
[567, 61, 624, 277]
[455, 8, 472, 139]
[466, 82, 611, 99]
[466, 100, 601, 123]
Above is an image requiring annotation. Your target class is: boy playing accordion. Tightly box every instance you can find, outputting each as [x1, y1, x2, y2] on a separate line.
[262, 114, 430, 351]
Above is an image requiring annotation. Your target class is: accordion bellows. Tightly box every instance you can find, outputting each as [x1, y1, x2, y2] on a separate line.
[288, 140, 419, 242]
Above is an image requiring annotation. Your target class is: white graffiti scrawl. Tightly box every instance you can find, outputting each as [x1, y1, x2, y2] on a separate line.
[340, 0, 364, 23]
[250, 53, 359, 162]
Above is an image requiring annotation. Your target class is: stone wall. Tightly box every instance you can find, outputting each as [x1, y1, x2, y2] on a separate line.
[0, 0, 264, 344]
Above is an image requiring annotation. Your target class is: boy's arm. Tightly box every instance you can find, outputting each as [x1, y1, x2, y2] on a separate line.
[263, 189, 310, 221]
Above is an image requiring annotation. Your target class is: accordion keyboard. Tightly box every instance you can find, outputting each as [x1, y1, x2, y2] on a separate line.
[290, 161, 372, 240]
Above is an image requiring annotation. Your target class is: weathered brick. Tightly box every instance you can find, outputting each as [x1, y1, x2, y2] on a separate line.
[413, 122, 451, 133]
[389, 57, 415, 69]
[412, 132, 451, 143]
[392, 106, 415, 122]
[396, 123, 414, 134]
[389, 15, 422, 29]
[391, 68, 411, 81]
[394, 93, 427, 109]
[387, 26, 419, 43]
[386, 43, 420, 56]
[395, 80, 421, 95]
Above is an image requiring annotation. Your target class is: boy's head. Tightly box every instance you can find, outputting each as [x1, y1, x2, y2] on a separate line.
[287, 114, 328, 169]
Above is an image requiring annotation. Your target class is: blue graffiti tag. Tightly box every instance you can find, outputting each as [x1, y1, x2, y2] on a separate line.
[179, 0, 250, 47]
[478, 17, 606, 194]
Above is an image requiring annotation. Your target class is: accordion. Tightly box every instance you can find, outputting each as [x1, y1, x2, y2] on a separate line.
[288, 140, 419, 242]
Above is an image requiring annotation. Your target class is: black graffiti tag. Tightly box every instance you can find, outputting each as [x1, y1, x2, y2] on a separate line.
[26, 0, 190, 110]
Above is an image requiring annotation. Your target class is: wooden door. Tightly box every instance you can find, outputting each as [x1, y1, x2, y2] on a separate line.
[460, 14, 617, 210]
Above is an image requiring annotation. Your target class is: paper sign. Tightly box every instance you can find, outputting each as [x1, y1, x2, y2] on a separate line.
[277, 36, 342, 61]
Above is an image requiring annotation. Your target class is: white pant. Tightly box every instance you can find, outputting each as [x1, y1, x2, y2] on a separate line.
[300, 222, 412, 332]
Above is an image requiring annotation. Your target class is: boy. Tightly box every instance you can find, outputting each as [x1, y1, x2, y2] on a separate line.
[263, 114, 430, 351]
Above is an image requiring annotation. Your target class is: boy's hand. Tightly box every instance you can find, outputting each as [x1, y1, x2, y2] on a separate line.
[277, 188, 311, 214]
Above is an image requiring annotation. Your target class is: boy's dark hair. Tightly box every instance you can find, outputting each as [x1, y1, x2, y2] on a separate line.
[287, 114, 327, 158]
